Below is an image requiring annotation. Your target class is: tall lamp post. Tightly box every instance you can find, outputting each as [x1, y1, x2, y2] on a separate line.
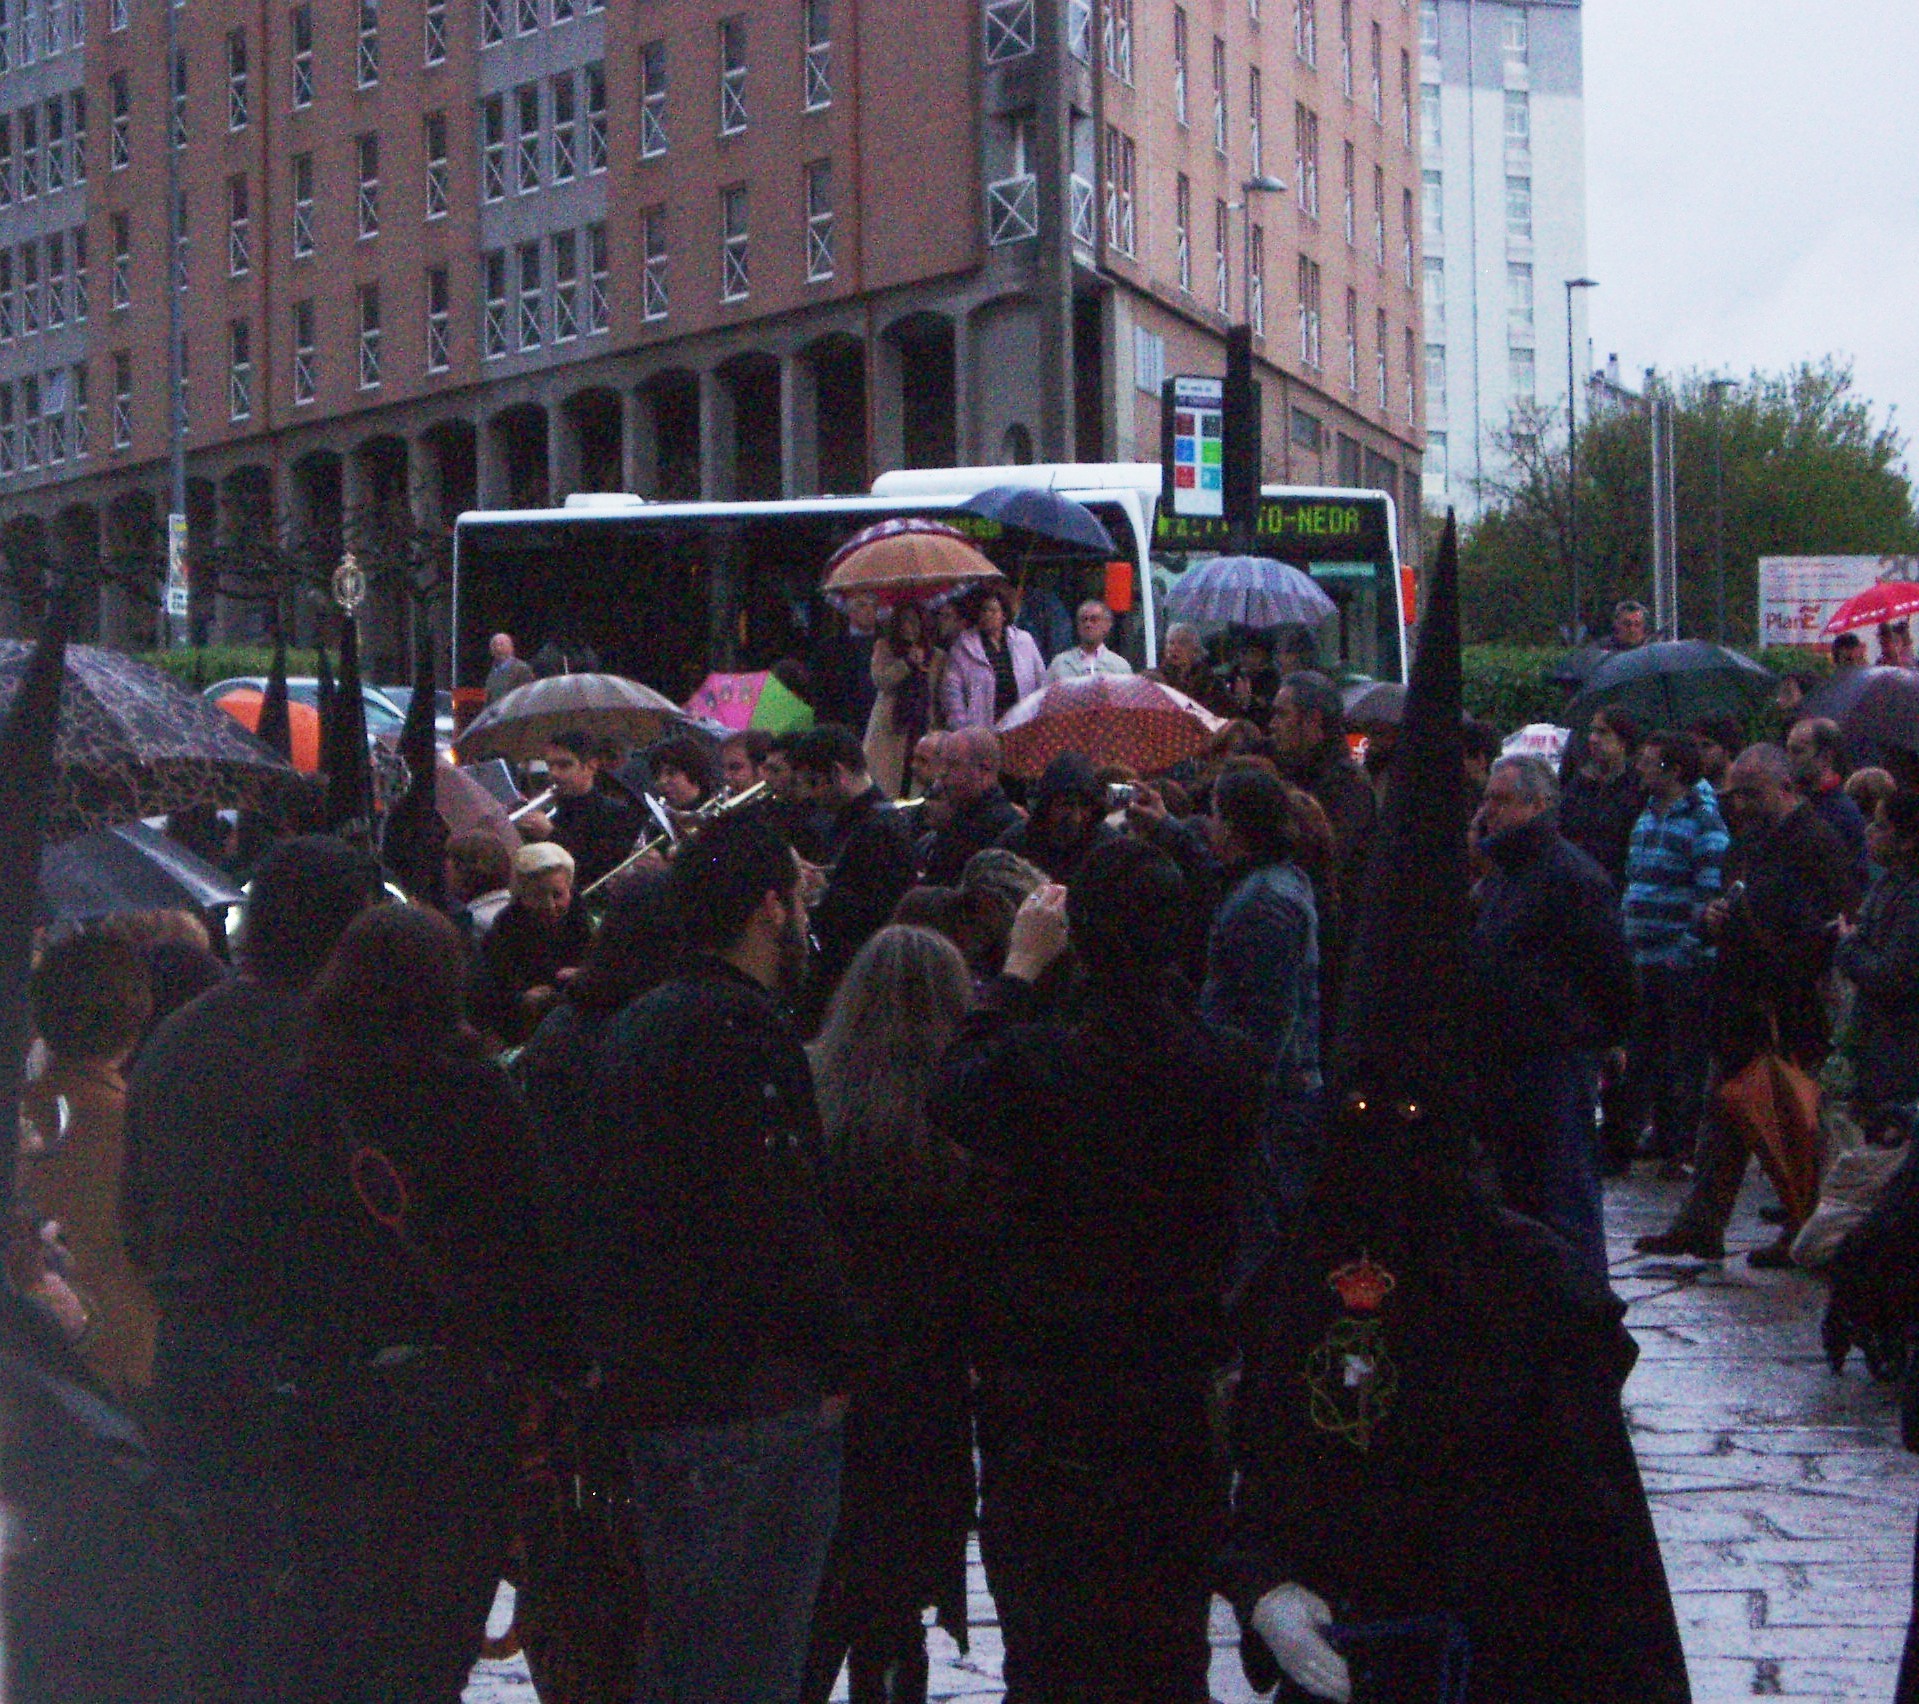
[1564, 276, 1598, 643]
[1707, 377, 1738, 644]
[1233, 174, 1290, 333]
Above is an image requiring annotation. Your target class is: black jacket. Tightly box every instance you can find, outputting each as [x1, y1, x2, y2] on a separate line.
[1837, 869, 1919, 1106]
[809, 786, 918, 1012]
[1557, 767, 1643, 888]
[470, 899, 595, 1047]
[1295, 745, 1377, 916]
[549, 783, 640, 893]
[919, 785, 1023, 886]
[994, 753, 1117, 884]
[582, 956, 863, 1428]
[1470, 816, 1633, 1062]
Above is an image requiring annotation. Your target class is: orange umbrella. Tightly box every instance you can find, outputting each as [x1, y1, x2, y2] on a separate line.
[821, 518, 1004, 611]
[216, 688, 322, 774]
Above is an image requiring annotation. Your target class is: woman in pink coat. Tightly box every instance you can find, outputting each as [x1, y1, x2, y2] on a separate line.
[938, 586, 1045, 730]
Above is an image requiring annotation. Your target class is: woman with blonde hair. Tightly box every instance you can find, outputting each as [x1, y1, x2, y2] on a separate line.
[802, 925, 976, 1704]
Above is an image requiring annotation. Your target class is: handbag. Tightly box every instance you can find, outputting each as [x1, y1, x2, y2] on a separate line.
[1716, 1019, 1821, 1226]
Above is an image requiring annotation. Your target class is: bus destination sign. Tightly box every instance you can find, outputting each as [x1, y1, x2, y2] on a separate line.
[1154, 493, 1391, 559]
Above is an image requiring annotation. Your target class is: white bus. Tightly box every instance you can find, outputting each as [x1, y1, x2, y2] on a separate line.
[449, 463, 1408, 703]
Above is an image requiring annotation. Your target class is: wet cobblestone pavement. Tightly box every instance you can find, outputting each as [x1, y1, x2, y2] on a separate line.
[467, 1168, 1919, 1703]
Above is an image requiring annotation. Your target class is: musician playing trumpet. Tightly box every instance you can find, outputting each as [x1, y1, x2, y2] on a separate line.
[514, 730, 643, 893]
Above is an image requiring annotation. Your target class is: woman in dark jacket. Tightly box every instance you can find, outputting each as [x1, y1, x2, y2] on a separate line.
[1837, 792, 1919, 1110]
[472, 842, 595, 1047]
[262, 903, 576, 1704]
[800, 924, 977, 1704]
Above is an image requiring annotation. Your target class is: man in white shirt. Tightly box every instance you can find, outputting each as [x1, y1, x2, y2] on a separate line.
[1046, 599, 1135, 681]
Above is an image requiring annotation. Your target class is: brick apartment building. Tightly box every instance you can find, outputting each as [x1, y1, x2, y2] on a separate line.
[0, 0, 1422, 673]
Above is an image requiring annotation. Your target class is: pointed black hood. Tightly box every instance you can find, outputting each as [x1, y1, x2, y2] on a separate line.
[256, 621, 293, 764]
[380, 620, 446, 903]
[325, 617, 374, 835]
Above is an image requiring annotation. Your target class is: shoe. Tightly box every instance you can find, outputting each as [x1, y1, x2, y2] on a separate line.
[1655, 1157, 1692, 1181]
[1632, 1228, 1725, 1260]
[1757, 1204, 1789, 1226]
[1747, 1237, 1796, 1270]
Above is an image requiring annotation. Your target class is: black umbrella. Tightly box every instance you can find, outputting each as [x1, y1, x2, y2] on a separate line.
[958, 485, 1118, 556]
[1839, 668, 1919, 754]
[1802, 664, 1886, 727]
[1544, 644, 1610, 689]
[1564, 641, 1774, 737]
[40, 822, 243, 924]
[0, 639, 304, 839]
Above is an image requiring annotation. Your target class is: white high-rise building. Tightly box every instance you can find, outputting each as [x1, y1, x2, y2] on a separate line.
[1418, 0, 1589, 517]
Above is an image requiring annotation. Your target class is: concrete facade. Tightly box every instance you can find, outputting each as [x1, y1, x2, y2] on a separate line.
[0, 0, 1424, 675]
[1418, 0, 1586, 518]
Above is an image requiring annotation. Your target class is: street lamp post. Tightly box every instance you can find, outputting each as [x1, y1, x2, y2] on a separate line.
[1707, 377, 1738, 644]
[1564, 277, 1598, 644]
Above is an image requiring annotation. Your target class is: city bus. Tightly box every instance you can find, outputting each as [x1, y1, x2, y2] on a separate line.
[449, 464, 1407, 703]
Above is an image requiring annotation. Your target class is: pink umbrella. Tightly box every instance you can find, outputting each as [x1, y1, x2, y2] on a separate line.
[1822, 582, 1919, 637]
[994, 675, 1226, 781]
[682, 671, 815, 733]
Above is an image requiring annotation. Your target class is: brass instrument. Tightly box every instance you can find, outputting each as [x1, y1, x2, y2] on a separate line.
[507, 786, 558, 824]
[581, 780, 769, 899]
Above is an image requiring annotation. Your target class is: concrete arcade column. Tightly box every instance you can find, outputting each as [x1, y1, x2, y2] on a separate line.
[951, 313, 977, 469]
[780, 353, 819, 498]
[475, 412, 511, 509]
[622, 387, 658, 497]
[867, 334, 905, 476]
[547, 402, 581, 504]
[698, 368, 735, 500]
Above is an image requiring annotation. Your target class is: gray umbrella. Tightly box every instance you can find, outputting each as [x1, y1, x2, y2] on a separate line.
[1163, 557, 1338, 629]
[40, 821, 243, 924]
[456, 672, 687, 764]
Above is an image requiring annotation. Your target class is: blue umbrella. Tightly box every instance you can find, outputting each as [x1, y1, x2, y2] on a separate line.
[958, 485, 1117, 555]
[40, 821, 243, 924]
[1163, 556, 1337, 629]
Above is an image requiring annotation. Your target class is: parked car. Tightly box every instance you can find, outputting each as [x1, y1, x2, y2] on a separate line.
[378, 685, 457, 748]
[204, 677, 409, 739]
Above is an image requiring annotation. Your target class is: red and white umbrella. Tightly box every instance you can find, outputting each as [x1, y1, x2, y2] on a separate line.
[994, 675, 1226, 781]
[821, 518, 1004, 611]
[1822, 582, 1919, 637]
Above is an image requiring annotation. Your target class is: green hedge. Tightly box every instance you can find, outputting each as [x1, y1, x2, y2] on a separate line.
[141, 646, 319, 688]
[1459, 645, 1576, 732]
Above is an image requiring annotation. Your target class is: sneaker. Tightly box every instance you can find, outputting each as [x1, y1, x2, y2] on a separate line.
[1632, 1227, 1726, 1260]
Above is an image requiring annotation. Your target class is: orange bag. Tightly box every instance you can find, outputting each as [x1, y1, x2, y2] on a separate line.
[1717, 1044, 1821, 1227]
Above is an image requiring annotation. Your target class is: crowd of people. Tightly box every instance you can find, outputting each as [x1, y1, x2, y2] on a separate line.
[20, 569, 1919, 1704]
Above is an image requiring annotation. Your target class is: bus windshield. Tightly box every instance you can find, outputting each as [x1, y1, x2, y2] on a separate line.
[452, 496, 1147, 701]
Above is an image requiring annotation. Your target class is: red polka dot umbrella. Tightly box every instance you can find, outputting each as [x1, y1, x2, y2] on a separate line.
[994, 675, 1227, 781]
[1822, 581, 1919, 638]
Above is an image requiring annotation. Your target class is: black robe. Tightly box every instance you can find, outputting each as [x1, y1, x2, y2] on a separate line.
[1224, 1199, 1691, 1704]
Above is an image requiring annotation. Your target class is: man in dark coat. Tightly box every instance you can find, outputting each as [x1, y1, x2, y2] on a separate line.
[1226, 518, 1690, 1704]
[918, 727, 1022, 885]
[516, 729, 641, 893]
[1470, 753, 1634, 1275]
[584, 814, 863, 1704]
[995, 751, 1117, 883]
[936, 840, 1264, 1703]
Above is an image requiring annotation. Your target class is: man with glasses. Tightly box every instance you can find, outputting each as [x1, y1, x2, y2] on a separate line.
[918, 726, 1022, 886]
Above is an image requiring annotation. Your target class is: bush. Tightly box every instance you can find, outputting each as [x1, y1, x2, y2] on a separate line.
[141, 646, 320, 689]
[1460, 645, 1574, 733]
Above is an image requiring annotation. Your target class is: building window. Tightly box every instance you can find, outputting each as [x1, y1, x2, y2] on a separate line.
[44, 97, 64, 193]
[1376, 306, 1389, 407]
[292, 299, 315, 401]
[516, 240, 541, 348]
[0, 120, 10, 208]
[358, 283, 381, 386]
[0, 253, 14, 341]
[642, 208, 667, 320]
[425, 112, 449, 217]
[805, 158, 834, 281]
[1503, 5, 1527, 67]
[553, 0, 573, 23]
[1292, 408, 1322, 453]
[1509, 345, 1535, 399]
[1293, 0, 1315, 65]
[1249, 68, 1262, 173]
[1172, 8, 1188, 125]
[18, 242, 36, 336]
[516, 0, 537, 35]
[1102, 0, 1133, 84]
[552, 73, 577, 180]
[72, 362, 86, 456]
[586, 220, 608, 332]
[720, 184, 749, 300]
[1372, 164, 1385, 266]
[1401, 49, 1413, 145]
[1401, 186, 1414, 285]
[1370, 20, 1383, 121]
[227, 28, 249, 128]
[110, 71, 129, 169]
[19, 106, 36, 198]
[1507, 259, 1533, 332]
[425, 265, 449, 370]
[45, 233, 64, 327]
[111, 0, 126, 29]
[480, 0, 503, 48]
[356, 133, 379, 238]
[1405, 325, 1418, 420]
[1421, 1, 1439, 53]
[804, 0, 830, 109]
[1425, 255, 1445, 332]
[986, 115, 1037, 245]
[424, 0, 446, 63]
[1426, 341, 1445, 407]
[1174, 172, 1191, 291]
[1211, 37, 1226, 154]
[641, 42, 667, 156]
[719, 17, 747, 135]
[1341, 141, 1357, 245]
[482, 248, 507, 356]
[291, 4, 313, 108]
[1213, 197, 1228, 313]
[984, 0, 1036, 63]
[1345, 286, 1359, 390]
[1422, 168, 1442, 243]
[515, 84, 540, 192]
[112, 351, 132, 446]
[1504, 89, 1529, 152]
[481, 96, 506, 200]
[291, 154, 315, 255]
[110, 211, 129, 307]
[357, 0, 379, 86]
[1102, 125, 1135, 256]
[1297, 254, 1321, 368]
[1423, 83, 1441, 153]
[228, 174, 250, 274]
[585, 62, 607, 172]
[1296, 104, 1319, 219]
[172, 189, 188, 292]
[552, 228, 578, 340]
[1250, 223, 1264, 335]
[228, 318, 251, 420]
[71, 226, 86, 319]
[171, 50, 186, 150]
[1339, 0, 1354, 96]
[1505, 174, 1531, 239]
[0, 383, 14, 474]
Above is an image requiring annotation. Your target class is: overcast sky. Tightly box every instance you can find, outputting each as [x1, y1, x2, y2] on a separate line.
[1583, 2, 1919, 473]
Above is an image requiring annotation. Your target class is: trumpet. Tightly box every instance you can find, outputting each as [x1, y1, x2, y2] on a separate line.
[508, 786, 557, 824]
[581, 780, 770, 898]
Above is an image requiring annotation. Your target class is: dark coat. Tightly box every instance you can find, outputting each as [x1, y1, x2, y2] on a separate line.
[918, 785, 1023, 886]
[582, 957, 863, 1429]
[1836, 868, 1919, 1106]
[548, 783, 639, 893]
[1224, 1204, 1691, 1704]
[994, 753, 1118, 884]
[1557, 767, 1643, 887]
[1295, 743, 1377, 938]
[1471, 815, 1633, 1062]
[470, 899, 595, 1047]
[808, 785, 918, 1014]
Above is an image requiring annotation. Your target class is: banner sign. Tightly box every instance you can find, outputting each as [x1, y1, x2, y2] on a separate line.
[1758, 555, 1919, 649]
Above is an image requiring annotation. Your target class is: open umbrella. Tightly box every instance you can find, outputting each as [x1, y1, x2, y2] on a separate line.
[0, 639, 304, 839]
[431, 760, 519, 852]
[1564, 641, 1774, 738]
[957, 486, 1117, 556]
[683, 670, 815, 734]
[1543, 644, 1611, 690]
[1163, 557, 1337, 630]
[994, 675, 1225, 781]
[39, 822, 243, 924]
[1342, 680, 1406, 727]
[457, 672, 686, 764]
[1822, 582, 1919, 638]
[821, 519, 1004, 612]
[1838, 668, 1919, 754]
[1802, 664, 1889, 727]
